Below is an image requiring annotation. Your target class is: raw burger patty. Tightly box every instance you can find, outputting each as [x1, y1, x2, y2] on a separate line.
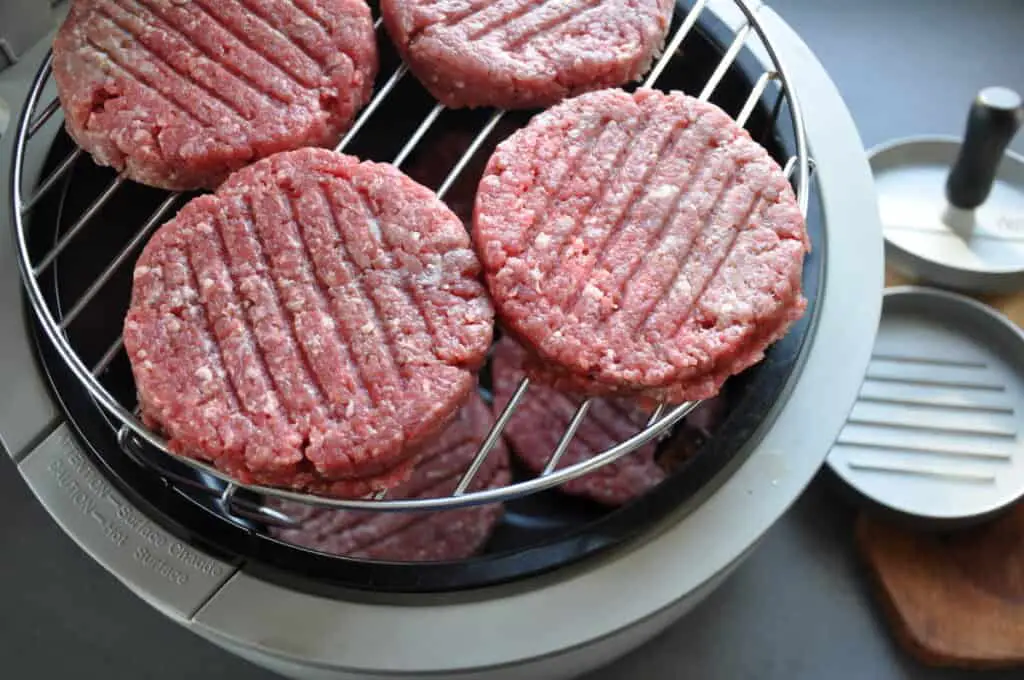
[473, 88, 809, 402]
[491, 337, 664, 506]
[381, 0, 674, 109]
[270, 392, 510, 561]
[53, 0, 378, 190]
[124, 148, 494, 497]
[529, 292, 806, 403]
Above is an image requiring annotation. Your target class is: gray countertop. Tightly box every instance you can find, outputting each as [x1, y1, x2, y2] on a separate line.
[2, 1, 1023, 678]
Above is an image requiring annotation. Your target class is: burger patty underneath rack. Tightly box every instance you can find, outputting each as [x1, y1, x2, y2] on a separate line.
[380, 0, 675, 109]
[491, 337, 666, 506]
[123, 148, 494, 497]
[52, 0, 378, 191]
[269, 392, 509, 561]
[474, 88, 809, 402]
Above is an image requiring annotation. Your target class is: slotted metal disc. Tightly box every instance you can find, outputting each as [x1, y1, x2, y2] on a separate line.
[827, 286, 1024, 523]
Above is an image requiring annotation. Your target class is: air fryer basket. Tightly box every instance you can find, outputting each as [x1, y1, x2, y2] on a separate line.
[13, 0, 821, 593]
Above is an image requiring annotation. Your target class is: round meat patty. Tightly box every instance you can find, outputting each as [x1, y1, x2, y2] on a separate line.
[53, 0, 378, 190]
[381, 0, 674, 109]
[491, 337, 665, 506]
[124, 148, 494, 498]
[474, 88, 809, 403]
[269, 392, 510, 562]
[527, 291, 806, 403]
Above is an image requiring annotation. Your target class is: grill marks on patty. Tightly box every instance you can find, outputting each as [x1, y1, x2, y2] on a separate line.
[54, 0, 377, 189]
[125, 148, 494, 496]
[474, 88, 808, 400]
[464, 0, 606, 49]
[85, 0, 328, 120]
[381, 0, 675, 109]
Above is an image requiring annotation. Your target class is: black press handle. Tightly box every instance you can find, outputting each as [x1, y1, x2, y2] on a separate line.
[945, 86, 1023, 210]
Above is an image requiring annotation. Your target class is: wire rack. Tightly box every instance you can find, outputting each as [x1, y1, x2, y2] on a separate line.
[10, 0, 809, 525]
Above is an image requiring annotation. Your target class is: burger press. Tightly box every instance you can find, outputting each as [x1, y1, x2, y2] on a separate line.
[870, 86, 1024, 294]
[827, 286, 1024, 525]
[826, 87, 1024, 525]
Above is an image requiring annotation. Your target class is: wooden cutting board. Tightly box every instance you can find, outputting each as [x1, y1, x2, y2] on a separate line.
[857, 507, 1024, 669]
[856, 269, 1024, 668]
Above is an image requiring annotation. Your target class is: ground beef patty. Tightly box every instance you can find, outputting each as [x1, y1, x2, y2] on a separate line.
[53, 0, 377, 190]
[124, 148, 494, 497]
[491, 337, 664, 506]
[381, 0, 674, 109]
[474, 88, 809, 403]
[270, 392, 509, 561]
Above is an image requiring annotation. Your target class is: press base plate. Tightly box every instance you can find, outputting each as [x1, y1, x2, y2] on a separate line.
[827, 286, 1024, 523]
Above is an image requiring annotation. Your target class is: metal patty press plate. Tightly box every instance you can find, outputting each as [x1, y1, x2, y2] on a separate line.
[827, 286, 1024, 524]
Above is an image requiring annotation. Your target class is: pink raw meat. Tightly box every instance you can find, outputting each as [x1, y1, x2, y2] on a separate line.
[381, 0, 674, 109]
[53, 0, 378, 190]
[270, 392, 509, 561]
[473, 88, 809, 402]
[125, 148, 494, 497]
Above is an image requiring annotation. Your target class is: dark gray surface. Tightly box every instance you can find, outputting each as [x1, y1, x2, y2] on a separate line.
[2, 1, 1023, 679]
[771, 0, 1024, 157]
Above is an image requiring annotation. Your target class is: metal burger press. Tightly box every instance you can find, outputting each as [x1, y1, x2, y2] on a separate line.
[828, 87, 1024, 526]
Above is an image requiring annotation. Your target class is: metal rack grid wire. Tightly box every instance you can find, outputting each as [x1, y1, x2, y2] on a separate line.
[10, 0, 810, 520]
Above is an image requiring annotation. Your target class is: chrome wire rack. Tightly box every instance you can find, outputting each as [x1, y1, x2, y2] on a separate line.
[10, 0, 809, 525]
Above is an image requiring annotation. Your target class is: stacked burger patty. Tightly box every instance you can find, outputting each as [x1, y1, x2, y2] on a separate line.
[53, 0, 809, 561]
[124, 147, 494, 498]
[269, 392, 510, 562]
[473, 88, 809, 404]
